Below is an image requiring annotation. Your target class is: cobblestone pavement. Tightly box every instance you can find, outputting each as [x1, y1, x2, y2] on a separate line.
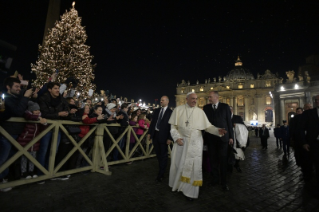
[1, 134, 319, 212]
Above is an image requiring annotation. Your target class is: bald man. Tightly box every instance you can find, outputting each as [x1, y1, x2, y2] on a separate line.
[147, 96, 173, 183]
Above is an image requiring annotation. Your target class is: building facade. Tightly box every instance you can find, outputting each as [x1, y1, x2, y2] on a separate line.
[175, 56, 319, 126]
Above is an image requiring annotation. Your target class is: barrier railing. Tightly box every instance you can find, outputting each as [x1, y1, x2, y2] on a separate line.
[0, 118, 156, 189]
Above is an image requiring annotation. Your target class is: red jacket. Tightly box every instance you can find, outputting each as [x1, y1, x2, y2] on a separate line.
[79, 112, 98, 138]
[17, 111, 45, 151]
[136, 119, 149, 135]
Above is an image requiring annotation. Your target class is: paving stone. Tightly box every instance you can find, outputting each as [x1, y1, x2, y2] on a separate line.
[1, 135, 319, 211]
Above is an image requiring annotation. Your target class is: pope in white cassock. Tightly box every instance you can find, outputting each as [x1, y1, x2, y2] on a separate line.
[168, 92, 227, 200]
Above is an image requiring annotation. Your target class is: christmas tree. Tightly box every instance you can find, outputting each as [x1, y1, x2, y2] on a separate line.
[31, 2, 96, 98]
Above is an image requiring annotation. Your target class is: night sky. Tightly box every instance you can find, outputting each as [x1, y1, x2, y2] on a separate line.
[1, 1, 319, 106]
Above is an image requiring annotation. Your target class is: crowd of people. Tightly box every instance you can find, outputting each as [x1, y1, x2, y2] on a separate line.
[1, 75, 318, 201]
[0, 75, 154, 192]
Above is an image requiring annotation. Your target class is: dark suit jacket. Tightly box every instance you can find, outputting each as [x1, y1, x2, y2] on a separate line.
[302, 108, 319, 145]
[259, 127, 269, 138]
[203, 103, 234, 142]
[148, 107, 173, 143]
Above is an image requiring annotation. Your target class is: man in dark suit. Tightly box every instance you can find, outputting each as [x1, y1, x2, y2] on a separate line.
[203, 91, 233, 191]
[147, 96, 173, 183]
[302, 95, 319, 193]
[291, 105, 312, 181]
[259, 124, 270, 149]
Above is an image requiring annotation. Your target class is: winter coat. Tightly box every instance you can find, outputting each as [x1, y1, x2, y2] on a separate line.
[38, 92, 69, 120]
[79, 112, 98, 138]
[17, 111, 45, 151]
[136, 119, 149, 135]
[1, 92, 29, 135]
[280, 125, 290, 141]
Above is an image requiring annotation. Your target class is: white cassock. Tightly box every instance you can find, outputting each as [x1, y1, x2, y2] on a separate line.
[168, 104, 221, 199]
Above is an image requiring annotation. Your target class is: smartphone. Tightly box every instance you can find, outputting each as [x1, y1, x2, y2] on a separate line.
[20, 80, 29, 86]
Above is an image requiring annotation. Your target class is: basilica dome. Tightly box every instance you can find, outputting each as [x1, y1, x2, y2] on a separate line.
[225, 57, 254, 81]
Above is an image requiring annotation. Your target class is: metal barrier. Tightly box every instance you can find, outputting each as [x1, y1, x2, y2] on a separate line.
[0, 118, 156, 189]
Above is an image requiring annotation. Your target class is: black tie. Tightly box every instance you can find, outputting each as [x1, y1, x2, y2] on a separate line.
[213, 104, 216, 111]
[156, 108, 164, 130]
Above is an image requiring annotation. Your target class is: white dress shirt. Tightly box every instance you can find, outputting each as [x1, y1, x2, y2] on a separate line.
[212, 102, 219, 110]
[155, 106, 168, 131]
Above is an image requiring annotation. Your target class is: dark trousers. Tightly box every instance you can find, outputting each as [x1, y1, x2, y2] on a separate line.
[207, 138, 228, 185]
[152, 131, 168, 179]
[310, 142, 319, 186]
[276, 137, 282, 147]
[261, 137, 268, 148]
[282, 138, 290, 155]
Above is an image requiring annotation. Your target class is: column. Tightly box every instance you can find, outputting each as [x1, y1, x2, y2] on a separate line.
[233, 96, 237, 115]
[280, 99, 285, 124]
[274, 94, 280, 125]
[244, 97, 250, 122]
[299, 97, 304, 108]
[230, 97, 233, 108]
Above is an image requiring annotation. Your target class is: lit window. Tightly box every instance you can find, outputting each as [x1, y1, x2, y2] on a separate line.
[238, 98, 244, 106]
[280, 86, 285, 91]
[192, 89, 195, 92]
[265, 81, 271, 87]
[210, 87, 214, 90]
[226, 86, 230, 89]
[238, 84, 243, 89]
[181, 90, 184, 93]
[266, 96, 272, 105]
[294, 84, 299, 89]
[200, 87, 204, 92]
[250, 84, 254, 88]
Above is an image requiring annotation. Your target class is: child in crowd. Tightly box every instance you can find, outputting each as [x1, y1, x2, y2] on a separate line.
[17, 101, 47, 179]
[136, 114, 149, 138]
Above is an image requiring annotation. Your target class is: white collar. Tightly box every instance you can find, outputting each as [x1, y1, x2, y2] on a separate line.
[212, 102, 219, 108]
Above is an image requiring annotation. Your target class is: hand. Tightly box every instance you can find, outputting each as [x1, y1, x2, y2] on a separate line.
[82, 115, 88, 120]
[97, 114, 104, 120]
[229, 138, 234, 145]
[147, 134, 150, 140]
[51, 73, 57, 82]
[0, 99, 5, 111]
[39, 117, 47, 124]
[218, 128, 227, 136]
[70, 108, 77, 114]
[167, 140, 172, 145]
[303, 144, 310, 151]
[24, 89, 33, 98]
[31, 88, 39, 98]
[176, 138, 184, 146]
[107, 116, 114, 121]
[58, 111, 69, 117]
[18, 74, 23, 81]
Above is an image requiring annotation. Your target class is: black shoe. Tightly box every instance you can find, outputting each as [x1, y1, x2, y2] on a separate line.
[234, 166, 242, 173]
[155, 177, 163, 183]
[185, 196, 194, 201]
[222, 185, 230, 191]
